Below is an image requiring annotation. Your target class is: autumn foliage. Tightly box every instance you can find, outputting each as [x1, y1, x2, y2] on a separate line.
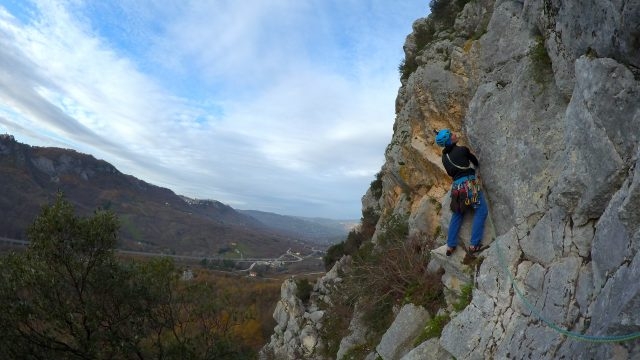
[0, 194, 281, 359]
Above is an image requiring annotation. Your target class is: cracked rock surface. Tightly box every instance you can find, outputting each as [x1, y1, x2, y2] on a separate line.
[263, 0, 640, 358]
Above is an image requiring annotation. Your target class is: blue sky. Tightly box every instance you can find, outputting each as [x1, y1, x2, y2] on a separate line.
[0, 0, 428, 219]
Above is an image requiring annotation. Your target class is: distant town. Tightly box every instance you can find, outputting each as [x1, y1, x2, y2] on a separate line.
[0, 237, 327, 278]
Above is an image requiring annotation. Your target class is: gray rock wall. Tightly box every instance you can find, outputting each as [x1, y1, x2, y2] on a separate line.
[264, 0, 640, 358]
[379, 0, 640, 358]
[261, 256, 353, 360]
[435, 0, 640, 359]
[376, 304, 431, 360]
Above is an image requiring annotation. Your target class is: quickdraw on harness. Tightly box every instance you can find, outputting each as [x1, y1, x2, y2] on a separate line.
[451, 177, 481, 210]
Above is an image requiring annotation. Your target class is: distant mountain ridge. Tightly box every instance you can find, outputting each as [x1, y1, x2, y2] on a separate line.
[0, 134, 316, 257]
[240, 210, 357, 245]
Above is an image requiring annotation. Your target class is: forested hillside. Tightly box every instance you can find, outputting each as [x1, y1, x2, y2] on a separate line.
[0, 134, 303, 258]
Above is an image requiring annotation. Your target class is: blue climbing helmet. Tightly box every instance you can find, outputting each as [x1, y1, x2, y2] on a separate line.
[435, 129, 452, 147]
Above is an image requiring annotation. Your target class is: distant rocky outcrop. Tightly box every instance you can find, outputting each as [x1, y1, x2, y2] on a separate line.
[263, 0, 640, 358]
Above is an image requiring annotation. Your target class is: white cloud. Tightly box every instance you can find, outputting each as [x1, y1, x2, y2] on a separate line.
[0, 0, 427, 218]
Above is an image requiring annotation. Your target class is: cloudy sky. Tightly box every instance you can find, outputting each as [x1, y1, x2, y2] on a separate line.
[0, 0, 427, 219]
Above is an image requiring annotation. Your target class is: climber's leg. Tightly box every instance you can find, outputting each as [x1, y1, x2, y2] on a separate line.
[470, 192, 488, 247]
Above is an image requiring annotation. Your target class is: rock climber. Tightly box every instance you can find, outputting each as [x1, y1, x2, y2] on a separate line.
[435, 129, 488, 256]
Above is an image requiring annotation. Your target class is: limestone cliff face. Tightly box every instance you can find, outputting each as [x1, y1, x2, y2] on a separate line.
[378, 0, 640, 358]
[264, 0, 640, 358]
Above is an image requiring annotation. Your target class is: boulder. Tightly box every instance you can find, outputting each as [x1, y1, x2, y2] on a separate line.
[376, 304, 431, 360]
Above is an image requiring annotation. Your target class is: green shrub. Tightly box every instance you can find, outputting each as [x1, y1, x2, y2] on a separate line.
[470, 15, 490, 41]
[323, 207, 380, 270]
[414, 21, 437, 51]
[531, 35, 552, 85]
[342, 343, 376, 360]
[370, 171, 383, 200]
[336, 219, 445, 356]
[361, 296, 395, 339]
[455, 0, 472, 10]
[324, 241, 346, 270]
[318, 295, 353, 358]
[434, 225, 442, 239]
[375, 213, 409, 246]
[430, 0, 454, 25]
[346, 216, 444, 313]
[400, 0, 472, 80]
[361, 207, 380, 239]
[323, 229, 369, 271]
[404, 271, 445, 311]
[322, 285, 393, 359]
[453, 283, 473, 311]
[344, 230, 365, 255]
[430, 0, 471, 29]
[399, 20, 435, 80]
[295, 278, 313, 303]
[414, 314, 451, 345]
[399, 57, 419, 80]
[321, 214, 446, 358]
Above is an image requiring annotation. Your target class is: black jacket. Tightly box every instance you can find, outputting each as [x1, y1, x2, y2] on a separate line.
[442, 144, 479, 180]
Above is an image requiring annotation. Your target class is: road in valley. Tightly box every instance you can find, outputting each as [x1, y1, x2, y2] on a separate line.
[0, 237, 325, 274]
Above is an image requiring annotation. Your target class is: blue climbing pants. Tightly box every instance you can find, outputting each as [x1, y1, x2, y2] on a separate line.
[447, 191, 488, 248]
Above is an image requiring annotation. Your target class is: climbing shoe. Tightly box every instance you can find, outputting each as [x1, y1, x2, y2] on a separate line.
[446, 246, 456, 256]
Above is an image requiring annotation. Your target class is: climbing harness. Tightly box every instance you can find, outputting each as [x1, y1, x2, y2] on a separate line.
[450, 176, 481, 213]
[491, 214, 640, 342]
[446, 152, 478, 210]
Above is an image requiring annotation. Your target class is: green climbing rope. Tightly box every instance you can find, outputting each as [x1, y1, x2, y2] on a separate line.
[477, 176, 640, 344]
[494, 234, 640, 343]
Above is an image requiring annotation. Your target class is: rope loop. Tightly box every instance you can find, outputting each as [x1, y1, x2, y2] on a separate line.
[494, 238, 640, 343]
